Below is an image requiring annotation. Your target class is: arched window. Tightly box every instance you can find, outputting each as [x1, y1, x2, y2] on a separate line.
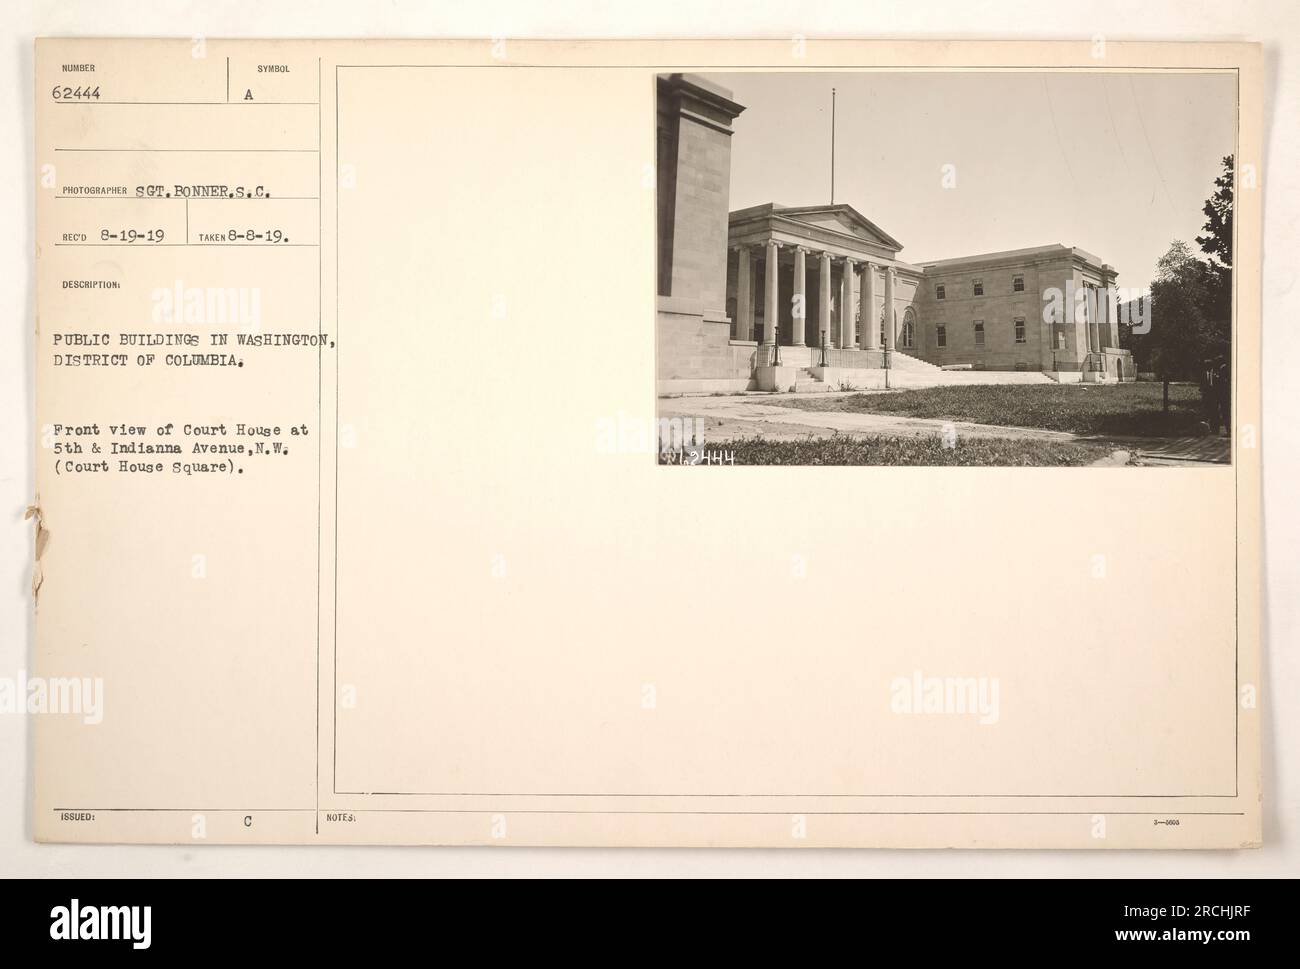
[901, 307, 916, 349]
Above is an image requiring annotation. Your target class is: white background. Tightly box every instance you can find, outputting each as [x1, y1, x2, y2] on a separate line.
[2, 0, 1296, 876]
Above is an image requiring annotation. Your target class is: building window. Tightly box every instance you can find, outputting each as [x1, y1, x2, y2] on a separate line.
[974, 320, 985, 347]
[936, 324, 947, 349]
[1012, 274, 1025, 293]
[1014, 317, 1026, 343]
[973, 278, 984, 297]
[936, 284, 946, 300]
[1055, 325, 1066, 350]
[901, 308, 916, 349]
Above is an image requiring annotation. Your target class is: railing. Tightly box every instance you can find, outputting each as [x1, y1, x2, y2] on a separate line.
[754, 345, 884, 368]
[820, 348, 883, 368]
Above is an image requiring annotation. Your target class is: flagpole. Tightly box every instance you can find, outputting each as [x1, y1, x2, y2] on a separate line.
[830, 87, 836, 204]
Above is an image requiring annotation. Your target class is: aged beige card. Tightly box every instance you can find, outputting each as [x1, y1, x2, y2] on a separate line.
[31, 38, 1261, 847]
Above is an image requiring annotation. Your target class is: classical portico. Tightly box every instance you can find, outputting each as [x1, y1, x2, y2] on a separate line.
[655, 77, 1132, 393]
[726, 204, 923, 371]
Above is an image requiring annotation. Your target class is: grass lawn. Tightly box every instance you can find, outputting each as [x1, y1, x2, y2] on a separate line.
[771, 381, 1206, 438]
[662, 434, 1118, 466]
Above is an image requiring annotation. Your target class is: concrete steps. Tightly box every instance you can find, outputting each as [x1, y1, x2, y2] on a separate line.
[793, 367, 831, 393]
[889, 369, 1055, 388]
[889, 351, 944, 373]
[886, 353, 1052, 386]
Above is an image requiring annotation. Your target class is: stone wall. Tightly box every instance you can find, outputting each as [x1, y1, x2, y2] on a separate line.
[656, 298, 755, 381]
[655, 75, 746, 384]
[911, 251, 1118, 372]
[656, 75, 744, 320]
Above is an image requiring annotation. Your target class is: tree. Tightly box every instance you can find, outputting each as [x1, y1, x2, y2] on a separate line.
[1130, 158, 1235, 413]
[1195, 155, 1233, 360]
[1147, 241, 1213, 410]
[1196, 154, 1233, 271]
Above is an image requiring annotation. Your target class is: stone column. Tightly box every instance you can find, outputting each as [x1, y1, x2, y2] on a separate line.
[883, 267, 896, 354]
[1085, 285, 1099, 359]
[1090, 285, 1102, 352]
[819, 251, 833, 348]
[840, 257, 857, 350]
[1100, 265, 1119, 349]
[764, 239, 779, 346]
[862, 263, 879, 350]
[734, 245, 753, 341]
[792, 246, 808, 346]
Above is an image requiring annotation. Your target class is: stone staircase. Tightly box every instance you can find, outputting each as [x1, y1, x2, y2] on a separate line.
[793, 367, 831, 393]
[888, 351, 1054, 387]
[888, 351, 945, 373]
[760, 352, 1058, 395]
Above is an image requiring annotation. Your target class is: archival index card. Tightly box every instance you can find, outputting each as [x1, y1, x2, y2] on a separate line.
[32, 38, 1262, 847]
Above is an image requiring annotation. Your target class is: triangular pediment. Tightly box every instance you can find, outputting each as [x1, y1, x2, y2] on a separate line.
[776, 204, 902, 251]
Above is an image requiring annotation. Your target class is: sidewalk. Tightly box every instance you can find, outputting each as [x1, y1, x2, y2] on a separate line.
[1109, 435, 1232, 465]
[658, 394, 1232, 466]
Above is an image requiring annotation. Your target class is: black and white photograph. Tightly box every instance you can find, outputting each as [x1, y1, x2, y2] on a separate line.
[656, 69, 1237, 466]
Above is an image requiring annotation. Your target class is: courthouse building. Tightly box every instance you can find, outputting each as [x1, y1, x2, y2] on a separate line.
[656, 73, 1134, 393]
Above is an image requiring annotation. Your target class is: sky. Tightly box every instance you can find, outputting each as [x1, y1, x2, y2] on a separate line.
[707, 70, 1237, 289]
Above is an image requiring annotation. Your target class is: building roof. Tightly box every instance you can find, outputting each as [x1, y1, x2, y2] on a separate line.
[918, 243, 1111, 274]
[730, 202, 904, 250]
[728, 202, 906, 260]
